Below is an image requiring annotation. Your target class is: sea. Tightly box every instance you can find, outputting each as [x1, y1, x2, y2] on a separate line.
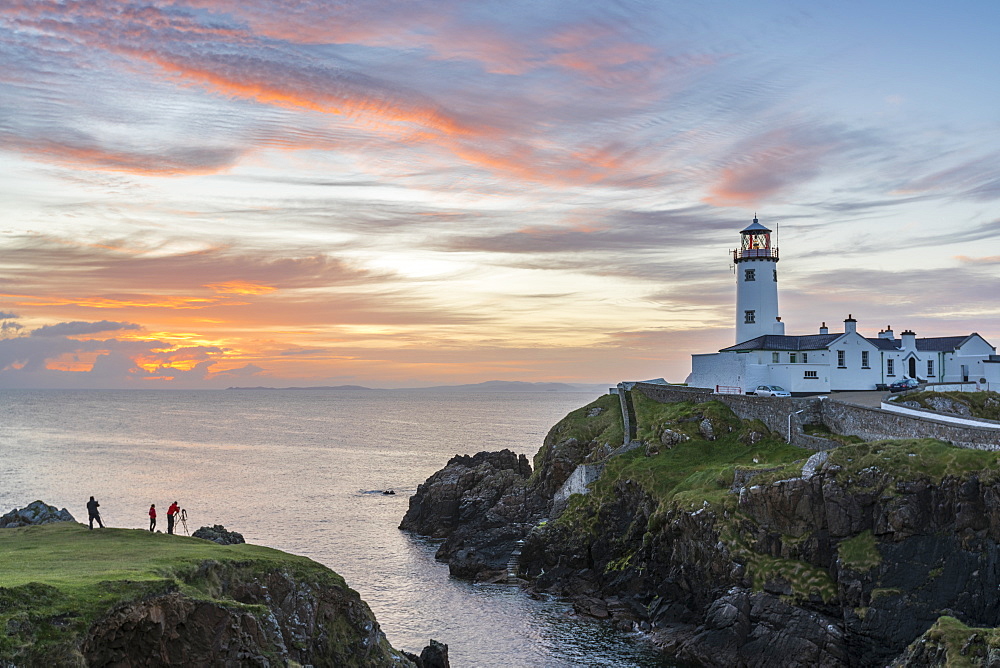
[0, 389, 674, 667]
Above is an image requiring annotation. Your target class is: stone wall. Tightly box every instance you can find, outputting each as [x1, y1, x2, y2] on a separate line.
[820, 401, 1000, 451]
[551, 463, 606, 515]
[632, 383, 826, 449]
[629, 383, 1000, 451]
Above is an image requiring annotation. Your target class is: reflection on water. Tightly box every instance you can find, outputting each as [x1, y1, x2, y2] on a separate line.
[0, 389, 675, 667]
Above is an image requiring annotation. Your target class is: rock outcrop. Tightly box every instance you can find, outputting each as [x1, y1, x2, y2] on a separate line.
[0, 521, 447, 667]
[0, 500, 74, 528]
[399, 449, 539, 579]
[402, 392, 1000, 666]
[80, 564, 416, 667]
[192, 524, 245, 545]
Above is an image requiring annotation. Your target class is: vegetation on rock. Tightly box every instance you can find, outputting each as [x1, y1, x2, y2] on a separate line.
[0, 522, 415, 667]
[889, 390, 1000, 421]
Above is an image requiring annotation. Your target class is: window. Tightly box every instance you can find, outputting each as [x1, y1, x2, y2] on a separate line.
[744, 310, 756, 324]
[745, 268, 756, 281]
[802, 353, 808, 363]
[928, 359, 935, 377]
[837, 350, 846, 368]
[861, 351, 870, 368]
[887, 358, 895, 376]
[773, 269, 777, 282]
[789, 353, 797, 363]
[772, 352, 780, 363]
[804, 370, 818, 379]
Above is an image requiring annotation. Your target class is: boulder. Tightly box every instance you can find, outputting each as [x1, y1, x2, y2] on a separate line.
[402, 639, 450, 668]
[660, 428, 689, 447]
[699, 418, 716, 441]
[925, 397, 972, 417]
[0, 501, 75, 528]
[192, 525, 245, 545]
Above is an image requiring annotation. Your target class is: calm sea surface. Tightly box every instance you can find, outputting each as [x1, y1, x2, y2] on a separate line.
[0, 389, 672, 667]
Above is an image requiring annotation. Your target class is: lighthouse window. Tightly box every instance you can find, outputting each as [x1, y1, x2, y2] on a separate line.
[772, 353, 780, 363]
[861, 351, 870, 368]
[789, 353, 797, 364]
[928, 360, 935, 377]
[837, 350, 846, 368]
[887, 358, 895, 376]
[802, 353, 808, 363]
[745, 269, 756, 282]
[804, 370, 818, 379]
[744, 310, 756, 324]
[773, 270, 777, 282]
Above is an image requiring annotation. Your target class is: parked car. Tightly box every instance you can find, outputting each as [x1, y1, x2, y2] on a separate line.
[751, 385, 791, 397]
[888, 377, 920, 392]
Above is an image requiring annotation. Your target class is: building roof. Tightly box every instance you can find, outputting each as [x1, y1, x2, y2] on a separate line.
[741, 220, 771, 233]
[722, 332, 984, 354]
[720, 334, 842, 352]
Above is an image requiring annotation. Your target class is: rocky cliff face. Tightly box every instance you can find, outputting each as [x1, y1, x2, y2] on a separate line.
[399, 449, 540, 580]
[402, 393, 1000, 666]
[0, 520, 446, 668]
[80, 562, 411, 668]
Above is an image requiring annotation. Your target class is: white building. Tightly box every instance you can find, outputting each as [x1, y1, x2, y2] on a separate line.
[686, 219, 1000, 394]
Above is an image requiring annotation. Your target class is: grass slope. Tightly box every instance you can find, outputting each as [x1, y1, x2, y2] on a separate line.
[0, 522, 349, 662]
[543, 392, 1000, 604]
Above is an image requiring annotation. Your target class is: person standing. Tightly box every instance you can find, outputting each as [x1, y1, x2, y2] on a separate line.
[167, 501, 179, 535]
[148, 503, 156, 532]
[86, 496, 104, 530]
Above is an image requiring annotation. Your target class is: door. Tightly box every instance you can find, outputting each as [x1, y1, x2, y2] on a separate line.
[908, 357, 916, 379]
[962, 364, 969, 382]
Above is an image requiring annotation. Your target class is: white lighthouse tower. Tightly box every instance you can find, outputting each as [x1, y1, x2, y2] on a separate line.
[733, 216, 781, 343]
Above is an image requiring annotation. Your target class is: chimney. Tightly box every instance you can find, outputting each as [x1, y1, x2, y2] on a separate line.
[819, 321, 829, 335]
[901, 329, 916, 350]
[844, 314, 857, 334]
[774, 316, 785, 335]
[879, 325, 895, 340]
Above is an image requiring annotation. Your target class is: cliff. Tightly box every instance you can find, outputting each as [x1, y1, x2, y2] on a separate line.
[0, 521, 444, 667]
[402, 390, 1000, 666]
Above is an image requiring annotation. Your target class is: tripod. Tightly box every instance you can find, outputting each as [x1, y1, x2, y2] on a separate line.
[179, 509, 189, 536]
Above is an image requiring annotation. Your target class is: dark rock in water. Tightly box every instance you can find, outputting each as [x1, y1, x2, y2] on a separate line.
[402, 639, 450, 668]
[192, 524, 245, 545]
[0, 501, 75, 528]
[399, 449, 540, 578]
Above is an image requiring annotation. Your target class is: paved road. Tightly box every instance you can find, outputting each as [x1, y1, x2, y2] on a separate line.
[826, 391, 890, 408]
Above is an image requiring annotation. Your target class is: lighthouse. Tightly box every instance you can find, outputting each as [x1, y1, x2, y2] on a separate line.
[733, 216, 781, 343]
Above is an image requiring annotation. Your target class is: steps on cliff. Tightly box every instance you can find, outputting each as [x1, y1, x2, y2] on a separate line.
[506, 539, 526, 582]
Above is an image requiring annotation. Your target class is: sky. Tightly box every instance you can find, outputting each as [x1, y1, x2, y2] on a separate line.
[1, 0, 999, 389]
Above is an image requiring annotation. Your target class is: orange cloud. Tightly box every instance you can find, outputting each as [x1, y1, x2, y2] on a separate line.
[703, 128, 837, 206]
[205, 280, 278, 295]
[955, 255, 1000, 265]
[3, 138, 239, 176]
[0, 293, 241, 309]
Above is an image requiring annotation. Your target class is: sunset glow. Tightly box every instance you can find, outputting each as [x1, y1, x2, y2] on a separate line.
[2, 1, 999, 389]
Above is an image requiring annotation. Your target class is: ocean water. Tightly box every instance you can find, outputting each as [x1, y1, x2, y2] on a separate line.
[0, 389, 673, 667]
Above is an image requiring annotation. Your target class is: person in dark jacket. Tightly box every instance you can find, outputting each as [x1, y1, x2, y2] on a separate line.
[86, 496, 104, 530]
[148, 504, 156, 532]
[167, 501, 179, 534]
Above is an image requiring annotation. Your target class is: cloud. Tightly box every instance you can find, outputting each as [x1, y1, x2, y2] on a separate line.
[895, 152, 1000, 201]
[704, 123, 869, 206]
[31, 320, 142, 337]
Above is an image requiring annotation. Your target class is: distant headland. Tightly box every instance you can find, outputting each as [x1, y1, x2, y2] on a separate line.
[227, 380, 608, 393]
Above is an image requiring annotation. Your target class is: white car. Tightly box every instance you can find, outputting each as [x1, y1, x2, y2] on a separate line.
[752, 385, 791, 397]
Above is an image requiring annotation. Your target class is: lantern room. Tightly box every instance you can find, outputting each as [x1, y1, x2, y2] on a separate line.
[734, 216, 778, 263]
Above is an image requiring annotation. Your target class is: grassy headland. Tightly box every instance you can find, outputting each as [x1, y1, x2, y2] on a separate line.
[0, 521, 357, 664]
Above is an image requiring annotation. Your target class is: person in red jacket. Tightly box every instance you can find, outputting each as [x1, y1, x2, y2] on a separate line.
[167, 501, 180, 534]
[148, 503, 156, 532]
